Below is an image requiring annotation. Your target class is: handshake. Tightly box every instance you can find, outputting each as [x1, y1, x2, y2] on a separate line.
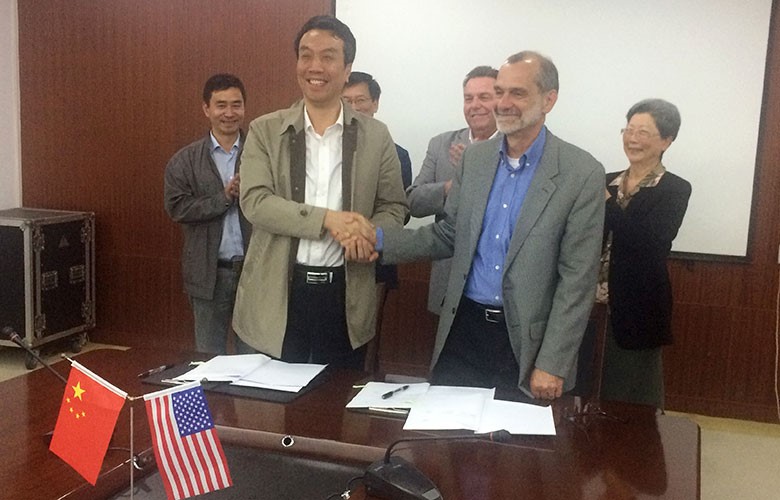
[323, 210, 378, 263]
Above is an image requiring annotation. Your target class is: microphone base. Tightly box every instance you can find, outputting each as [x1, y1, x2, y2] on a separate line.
[364, 456, 442, 500]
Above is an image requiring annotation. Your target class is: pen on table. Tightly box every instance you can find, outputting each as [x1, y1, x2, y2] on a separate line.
[137, 364, 174, 378]
[381, 384, 410, 400]
[160, 378, 187, 385]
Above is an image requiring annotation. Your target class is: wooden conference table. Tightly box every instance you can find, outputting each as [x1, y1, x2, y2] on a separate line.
[0, 348, 700, 499]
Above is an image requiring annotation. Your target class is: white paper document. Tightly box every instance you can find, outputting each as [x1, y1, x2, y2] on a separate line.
[350, 383, 557, 435]
[232, 360, 327, 392]
[173, 354, 272, 382]
[346, 382, 431, 409]
[403, 386, 495, 431]
[475, 398, 556, 435]
[172, 354, 326, 392]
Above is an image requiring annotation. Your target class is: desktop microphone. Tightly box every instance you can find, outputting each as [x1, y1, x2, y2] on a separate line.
[2, 326, 68, 385]
[364, 430, 512, 500]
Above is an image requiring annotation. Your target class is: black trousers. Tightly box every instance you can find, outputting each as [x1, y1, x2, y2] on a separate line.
[431, 297, 520, 389]
[280, 265, 365, 370]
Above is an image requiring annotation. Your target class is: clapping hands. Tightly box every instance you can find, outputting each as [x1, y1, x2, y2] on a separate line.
[323, 210, 378, 263]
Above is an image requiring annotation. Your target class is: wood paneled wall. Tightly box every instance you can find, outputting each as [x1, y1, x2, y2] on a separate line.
[17, 1, 780, 422]
[659, 2, 780, 422]
[18, 0, 331, 350]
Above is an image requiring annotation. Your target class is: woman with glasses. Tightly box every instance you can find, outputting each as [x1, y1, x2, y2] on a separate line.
[597, 98, 691, 408]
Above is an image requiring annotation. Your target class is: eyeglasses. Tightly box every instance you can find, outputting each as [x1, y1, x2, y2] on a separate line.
[620, 128, 660, 140]
[342, 96, 372, 106]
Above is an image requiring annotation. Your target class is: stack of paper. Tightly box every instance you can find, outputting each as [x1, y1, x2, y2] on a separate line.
[347, 382, 556, 435]
[173, 354, 326, 393]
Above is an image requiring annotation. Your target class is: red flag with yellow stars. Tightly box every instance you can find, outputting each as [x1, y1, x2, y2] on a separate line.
[49, 360, 127, 485]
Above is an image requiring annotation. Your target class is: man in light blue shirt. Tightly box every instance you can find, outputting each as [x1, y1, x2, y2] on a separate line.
[164, 74, 253, 354]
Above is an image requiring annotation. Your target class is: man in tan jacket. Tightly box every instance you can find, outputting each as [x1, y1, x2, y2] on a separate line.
[233, 15, 407, 368]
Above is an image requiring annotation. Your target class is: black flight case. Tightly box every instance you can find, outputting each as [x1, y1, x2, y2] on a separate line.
[0, 208, 95, 368]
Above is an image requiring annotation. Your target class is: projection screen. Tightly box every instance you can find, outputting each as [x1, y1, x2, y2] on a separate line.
[337, 0, 773, 258]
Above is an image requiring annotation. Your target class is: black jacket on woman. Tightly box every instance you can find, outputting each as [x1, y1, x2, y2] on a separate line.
[605, 171, 691, 349]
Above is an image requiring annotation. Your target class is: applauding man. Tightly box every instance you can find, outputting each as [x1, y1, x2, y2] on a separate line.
[406, 66, 499, 314]
[164, 73, 252, 355]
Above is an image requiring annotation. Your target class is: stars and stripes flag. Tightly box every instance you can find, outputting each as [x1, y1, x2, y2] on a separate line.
[144, 381, 232, 500]
[49, 360, 127, 485]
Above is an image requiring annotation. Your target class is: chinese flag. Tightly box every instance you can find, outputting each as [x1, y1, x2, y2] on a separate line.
[49, 360, 127, 485]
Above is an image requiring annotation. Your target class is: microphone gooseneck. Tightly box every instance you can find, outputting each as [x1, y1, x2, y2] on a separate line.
[2, 326, 68, 385]
[366, 429, 512, 500]
[383, 429, 511, 463]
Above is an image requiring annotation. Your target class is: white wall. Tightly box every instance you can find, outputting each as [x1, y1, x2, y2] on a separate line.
[0, 0, 20, 209]
[338, 0, 773, 257]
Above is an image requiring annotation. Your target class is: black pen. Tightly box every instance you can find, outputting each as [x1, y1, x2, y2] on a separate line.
[381, 384, 410, 400]
[137, 364, 174, 378]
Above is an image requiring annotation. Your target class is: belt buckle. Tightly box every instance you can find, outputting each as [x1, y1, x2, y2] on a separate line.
[484, 308, 502, 323]
[305, 271, 331, 285]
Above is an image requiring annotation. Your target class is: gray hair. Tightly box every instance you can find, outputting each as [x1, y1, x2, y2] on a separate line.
[626, 99, 681, 140]
[504, 51, 558, 92]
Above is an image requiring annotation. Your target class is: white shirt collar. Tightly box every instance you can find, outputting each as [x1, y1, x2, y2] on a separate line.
[469, 128, 499, 144]
[303, 103, 345, 135]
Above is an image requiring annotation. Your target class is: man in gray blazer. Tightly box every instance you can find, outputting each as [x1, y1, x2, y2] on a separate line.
[375, 52, 604, 400]
[406, 65, 499, 314]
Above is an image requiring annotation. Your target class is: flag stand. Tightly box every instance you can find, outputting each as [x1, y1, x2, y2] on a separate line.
[58, 355, 148, 499]
[125, 395, 148, 500]
[54, 356, 232, 499]
[129, 399, 135, 500]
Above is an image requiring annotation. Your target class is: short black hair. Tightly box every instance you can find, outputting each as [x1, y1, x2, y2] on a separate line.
[294, 15, 356, 65]
[202, 73, 246, 104]
[462, 65, 498, 88]
[346, 71, 381, 101]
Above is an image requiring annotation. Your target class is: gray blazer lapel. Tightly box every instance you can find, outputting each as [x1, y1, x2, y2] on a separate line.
[505, 136, 560, 264]
[455, 128, 471, 147]
[466, 144, 501, 255]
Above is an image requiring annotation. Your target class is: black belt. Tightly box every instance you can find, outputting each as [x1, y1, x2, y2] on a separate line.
[217, 259, 243, 273]
[463, 297, 505, 324]
[293, 265, 345, 285]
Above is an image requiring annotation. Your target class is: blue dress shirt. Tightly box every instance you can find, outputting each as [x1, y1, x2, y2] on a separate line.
[464, 127, 547, 306]
[210, 133, 244, 260]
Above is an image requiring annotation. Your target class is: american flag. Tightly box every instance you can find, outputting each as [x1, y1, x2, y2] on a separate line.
[143, 381, 232, 500]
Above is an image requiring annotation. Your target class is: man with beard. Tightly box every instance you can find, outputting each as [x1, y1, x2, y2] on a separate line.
[368, 52, 604, 400]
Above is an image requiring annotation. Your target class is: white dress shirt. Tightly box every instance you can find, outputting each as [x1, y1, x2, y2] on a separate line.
[296, 105, 345, 267]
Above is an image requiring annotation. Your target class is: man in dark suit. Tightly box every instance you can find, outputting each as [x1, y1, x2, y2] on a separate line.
[371, 52, 605, 400]
[342, 71, 412, 190]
